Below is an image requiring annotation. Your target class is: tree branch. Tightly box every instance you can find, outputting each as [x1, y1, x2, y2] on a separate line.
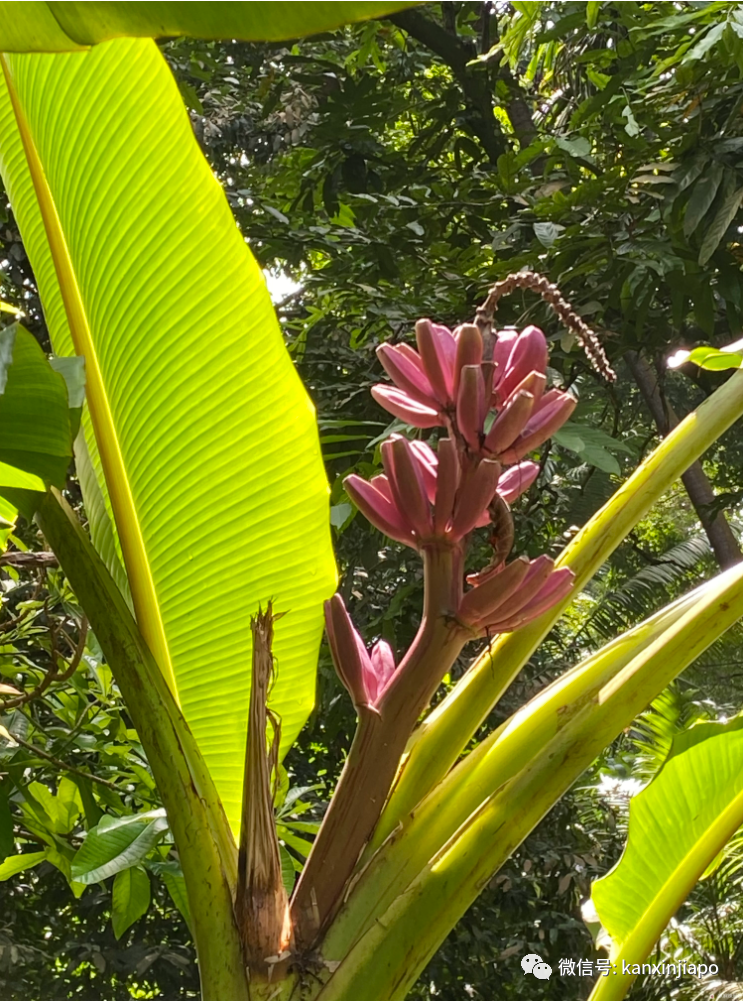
[389, 8, 505, 165]
[0, 550, 57, 568]
[390, 6, 541, 164]
[0, 615, 87, 711]
[625, 350, 742, 570]
[9, 734, 120, 790]
[489, 15, 540, 151]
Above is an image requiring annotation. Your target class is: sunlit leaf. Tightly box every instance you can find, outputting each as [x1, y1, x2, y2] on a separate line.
[0, 40, 337, 832]
[280, 844, 297, 895]
[0, 849, 47, 880]
[71, 809, 168, 883]
[688, 345, 743, 371]
[591, 717, 743, 1001]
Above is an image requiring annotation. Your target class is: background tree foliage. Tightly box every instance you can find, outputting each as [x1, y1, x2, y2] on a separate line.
[4, 2, 743, 999]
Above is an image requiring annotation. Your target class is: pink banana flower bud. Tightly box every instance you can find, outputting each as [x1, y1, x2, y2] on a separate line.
[485, 566, 575, 633]
[345, 436, 443, 548]
[346, 433, 502, 547]
[496, 461, 540, 503]
[369, 473, 394, 502]
[371, 321, 487, 430]
[483, 389, 535, 456]
[433, 437, 460, 535]
[458, 556, 531, 625]
[493, 329, 519, 373]
[494, 326, 549, 406]
[501, 370, 547, 409]
[450, 459, 501, 539]
[381, 437, 434, 540]
[371, 323, 458, 428]
[408, 437, 499, 541]
[377, 343, 440, 410]
[325, 595, 397, 710]
[368, 639, 396, 704]
[481, 554, 554, 623]
[370, 385, 441, 428]
[344, 474, 416, 547]
[408, 438, 438, 504]
[416, 319, 457, 405]
[499, 390, 576, 464]
[453, 324, 484, 398]
[456, 364, 487, 450]
[458, 556, 575, 634]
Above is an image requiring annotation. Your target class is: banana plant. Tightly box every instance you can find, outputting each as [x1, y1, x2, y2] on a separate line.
[3, 6, 743, 1001]
[584, 337, 743, 1001]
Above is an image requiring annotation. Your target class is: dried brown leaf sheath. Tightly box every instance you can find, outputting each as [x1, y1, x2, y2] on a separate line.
[236, 603, 292, 977]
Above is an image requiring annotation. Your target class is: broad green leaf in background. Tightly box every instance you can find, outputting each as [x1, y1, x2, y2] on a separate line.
[0, 1, 420, 51]
[0, 786, 13, 860]
[71, 809, 168, 884]
[533, 220, 565, 248]
[23, 778, 82, 834]
[0, 39, 337, 831]
[681, 19, 726, 63]
[0, 849, 47, 880]
[49, 354, 85, 407]
[687, 345, 743, 371]
[553, 421, 635, 476]
[555, 136, 592, 158]
[280, 844, 297, 895]
[0, 495, 15, 551]
[45, 843, 86, 898]
[149, 859, 191, 928]
[590, 717, 743, 1001]
[72, 775, 103, 829]
[683, 162, 724, 238]
[673, 153, 706, 193]
[698, 179, 743, 265]
[50, 352, 86, 437]
[0, 323, 72, 486]
[112, 864, 151, 939]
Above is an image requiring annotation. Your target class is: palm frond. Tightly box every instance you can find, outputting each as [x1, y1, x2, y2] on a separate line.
[573, 534, 714, 648]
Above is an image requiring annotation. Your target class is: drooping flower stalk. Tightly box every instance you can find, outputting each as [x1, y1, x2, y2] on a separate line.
[474, 270, 616, 382]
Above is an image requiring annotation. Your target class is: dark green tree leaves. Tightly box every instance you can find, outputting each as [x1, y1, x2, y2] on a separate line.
[71, 809, 168, 884]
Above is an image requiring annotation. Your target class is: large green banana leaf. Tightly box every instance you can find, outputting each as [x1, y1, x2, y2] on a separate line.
[0, 2, 419, 51]
[0, 40, 337, 832]
[590, 716, 743, 1001]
